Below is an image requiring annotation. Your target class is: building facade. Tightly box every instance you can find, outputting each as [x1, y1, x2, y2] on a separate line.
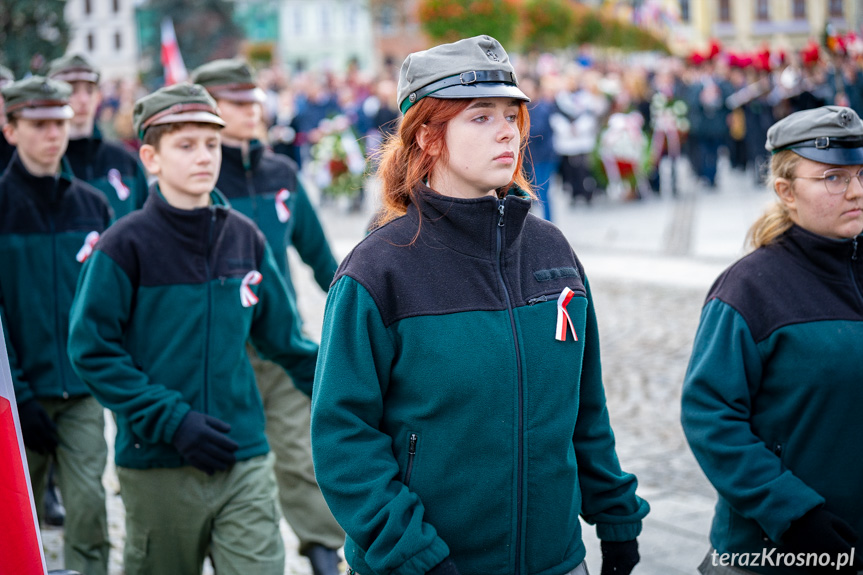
[64, 0, 141, 80]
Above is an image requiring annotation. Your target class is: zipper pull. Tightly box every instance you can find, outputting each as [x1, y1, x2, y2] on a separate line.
[409, 433, 417, 455]
[497, 201, 505, 227]
[853, 237, 859, 261]
[527, 295, 548, 305]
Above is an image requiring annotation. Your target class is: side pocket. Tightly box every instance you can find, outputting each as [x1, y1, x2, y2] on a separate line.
[404, 433, 418, 487]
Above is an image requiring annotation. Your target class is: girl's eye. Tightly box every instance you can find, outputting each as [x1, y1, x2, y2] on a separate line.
[473, 115, 489, 123]
[506, 114, 518, 122]
[824, 173, 842, 183]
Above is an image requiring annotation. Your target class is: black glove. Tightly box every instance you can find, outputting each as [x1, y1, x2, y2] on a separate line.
[427, 558, 460, 575]
[782, 507, 862, 573]
[171, 411, 239, 475]
[600, 540, 640, 575]
[18, 400, 58, 454]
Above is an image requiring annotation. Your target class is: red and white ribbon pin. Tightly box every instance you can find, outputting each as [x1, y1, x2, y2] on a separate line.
[76, 231, 100, 263]
[107, 169, 130, 201]
[275, 188, 291, 223]
[555, 287, 578, 342]
[240, 270, 263, 307]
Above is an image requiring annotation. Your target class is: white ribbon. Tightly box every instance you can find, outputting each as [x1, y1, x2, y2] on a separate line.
[75, 231, 100, 263]
[240, 270, 263, 307]
[555, 287, 578, 342]
[275, 188, 291, 223]
[107, 169, 130, 201]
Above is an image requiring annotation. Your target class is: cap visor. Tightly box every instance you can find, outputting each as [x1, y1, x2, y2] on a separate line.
[52, 71, 100, 83]
[430, 82, 530, 103]
[18, 105, 75, 120]
[212, 87, 267, 103]
[792, 146, 863, 166]
[149, 110, 226, 128]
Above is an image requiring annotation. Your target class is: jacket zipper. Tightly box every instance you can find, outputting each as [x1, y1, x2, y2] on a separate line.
[497, 199, 524, 574]
[850, 237, 863, 302]
[203, 208, 216, 413]
[243, 146, 259, 221]
[404, 433, 418, 487]
[48, 207, 68, 398]
[527, 295, 547, 305]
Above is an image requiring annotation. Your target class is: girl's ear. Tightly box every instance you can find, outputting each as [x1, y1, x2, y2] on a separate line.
[774, 177, 796, 213]
[416, 124, 440, 157]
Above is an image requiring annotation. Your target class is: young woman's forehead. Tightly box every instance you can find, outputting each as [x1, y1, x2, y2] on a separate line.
[465, 98, 522, 109]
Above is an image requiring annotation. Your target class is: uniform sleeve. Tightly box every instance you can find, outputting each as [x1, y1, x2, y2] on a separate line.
[574, 276, 650, 541]
[248, 241, 319, 396]
[311, 275, 450, 575]
[680, 298, 824, 542]
[289, 180, 338, 292]
[68, 250, 190, 444]
[0, 290, 32, 403]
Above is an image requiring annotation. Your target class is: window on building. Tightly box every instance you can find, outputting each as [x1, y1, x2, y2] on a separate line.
[114, 31, 122, 50]
[347, 3, 358, 33]
[320, 5, 330, 36]
[680, 0, 690, 22]
[294, 7, 303, 36]
[113, 0, 120, 13]
[830, 0, 844, 18]
[756, 0, 769, 20]
[793, 0, 806, 19]
[719, 0, 731, 22]
[87, 32, 95, 52]
[84, 0, 91, 15]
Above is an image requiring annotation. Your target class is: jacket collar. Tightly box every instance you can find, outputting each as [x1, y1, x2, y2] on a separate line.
[7, 151, 73, 207]
[778, 224, 862, 279]
[144, 184, 231, 253]
[221, 139, 264, 172]
[405, 183, 532, 260]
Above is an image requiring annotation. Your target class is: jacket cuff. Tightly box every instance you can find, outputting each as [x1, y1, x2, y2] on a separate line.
[596, 521, 643, 542]
[164, 403, 192, 444]
[391, 537, 450, 575]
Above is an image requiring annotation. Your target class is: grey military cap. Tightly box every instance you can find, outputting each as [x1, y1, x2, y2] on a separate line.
[397, 35, 529, 115]
[190, 58, 266, 103]
[0, 65, 14, 89]
[1, 76, 74, 120]
[133, 82, 225, 138]
[766, 105, 863, 165]
[48, 53, 100, 84]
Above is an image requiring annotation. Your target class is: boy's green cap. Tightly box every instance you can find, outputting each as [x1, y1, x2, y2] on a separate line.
[133, 82, 226, 138]
[190, 59, 266, 103]
[1, 76, 74, 120]
[48, 53, 100, 84]
[0, 65, 14, 88]
[766, 105, 863, 165]
[397, 35, 529, 114]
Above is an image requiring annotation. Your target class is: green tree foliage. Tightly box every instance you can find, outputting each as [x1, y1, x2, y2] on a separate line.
[521, 0, 576, 52]
[0, 0, 69, 77]
[418, 0, 520, 46]
[138, 0, 243, 87]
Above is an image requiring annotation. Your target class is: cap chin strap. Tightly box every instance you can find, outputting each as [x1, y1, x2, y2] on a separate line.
[401, 69, 517, 114]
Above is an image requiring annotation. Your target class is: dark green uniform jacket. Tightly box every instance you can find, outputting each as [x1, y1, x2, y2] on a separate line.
[64, 126, 148, 220]
[682, 225, 863, 574]
[217, 141, 337, 295]
[0, 131, 14, 174]
[0, 152, 112, 404]
[311, 186, 648, 575]
[68, 188, 318, 470]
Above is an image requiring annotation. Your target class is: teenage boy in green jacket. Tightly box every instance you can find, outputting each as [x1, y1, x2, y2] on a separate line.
[0, 76, 112, 575]
[48, 53, 148, 219]
[191, 58, 343, 575]
[68, 82, 318, 575]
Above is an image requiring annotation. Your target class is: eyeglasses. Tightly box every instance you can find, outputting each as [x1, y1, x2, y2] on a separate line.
[794, 168, 863, 195]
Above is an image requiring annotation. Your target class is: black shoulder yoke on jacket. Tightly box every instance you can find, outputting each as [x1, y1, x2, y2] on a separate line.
[95, 189, 268, 288]
[218, 141, 299, 200]
[0, 153, 111, 234]
[336, 186, 586, 327]
[706, 225, 863, 343]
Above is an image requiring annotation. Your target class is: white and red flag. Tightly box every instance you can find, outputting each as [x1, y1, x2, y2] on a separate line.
[0, 317, 47, 573]
[160, 17, 188, 86]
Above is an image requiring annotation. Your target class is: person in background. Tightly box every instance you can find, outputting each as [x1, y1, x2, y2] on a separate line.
[682, 106, 863, 574]
[0, 76, 112, 575]
[0, 65, 15, 172]
[311, 35, 648, 575]
[523, 74, 559, 221]
[191, 58, 344, 575]
[48, 53, 148, 219]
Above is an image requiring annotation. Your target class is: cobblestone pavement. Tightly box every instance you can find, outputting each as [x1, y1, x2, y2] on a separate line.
[43, 158, 772, 574]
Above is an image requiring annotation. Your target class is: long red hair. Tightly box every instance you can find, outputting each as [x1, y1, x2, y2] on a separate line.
[374, 96, 534, 228]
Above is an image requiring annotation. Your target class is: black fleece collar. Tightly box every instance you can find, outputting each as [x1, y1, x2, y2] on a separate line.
[221, 139, 264, 172]
[7, 151, 73, 208]
[144, 184, 231, 255]
[405, 183, 532, 260]
[778, 224, 863, 280]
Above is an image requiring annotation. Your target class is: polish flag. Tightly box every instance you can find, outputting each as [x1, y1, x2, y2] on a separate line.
[0, 318, 46, 573]
[160, 17, 188, 86]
